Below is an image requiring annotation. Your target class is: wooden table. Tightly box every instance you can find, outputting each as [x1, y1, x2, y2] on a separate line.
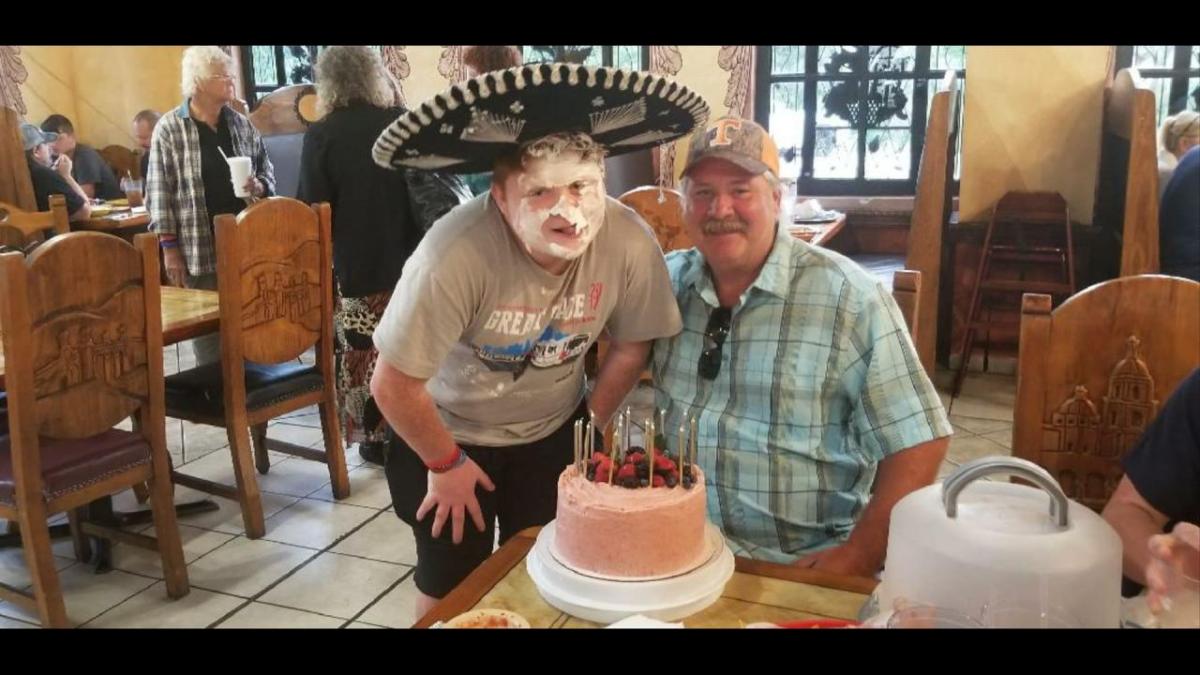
[414, 526, 877, 628]
[0, 286, 217, 387]
[789, 212, 848, 248]
[74, 203, 151, 238]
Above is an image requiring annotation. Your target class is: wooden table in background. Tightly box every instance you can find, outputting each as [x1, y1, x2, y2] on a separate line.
[789, 212, 848, 248]
[413, 526, 877, 628]
[75, 203, 151, 240]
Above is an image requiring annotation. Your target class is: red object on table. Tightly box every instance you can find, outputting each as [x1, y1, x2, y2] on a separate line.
[775, 618, 858, 628]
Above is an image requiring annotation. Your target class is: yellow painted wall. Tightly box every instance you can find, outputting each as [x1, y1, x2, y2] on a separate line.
[959, 46, 1112, 224]
[20, 46, 187, 149]
[404, 46, 452, 105]
[21, 46, 78, 130]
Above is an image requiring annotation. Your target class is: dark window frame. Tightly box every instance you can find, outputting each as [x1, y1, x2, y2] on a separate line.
[239, 46, 385, 108]
[754, 45, 964, 197]
[1114, 45, 1200, 126]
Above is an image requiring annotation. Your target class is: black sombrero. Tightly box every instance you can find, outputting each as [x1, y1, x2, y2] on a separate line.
[372, 63, 710, 174]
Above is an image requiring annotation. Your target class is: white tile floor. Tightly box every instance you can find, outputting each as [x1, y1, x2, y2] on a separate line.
[0, 346, 1015, 628]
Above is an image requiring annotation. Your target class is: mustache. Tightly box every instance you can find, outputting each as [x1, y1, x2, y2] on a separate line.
[700, 218, 747, 235]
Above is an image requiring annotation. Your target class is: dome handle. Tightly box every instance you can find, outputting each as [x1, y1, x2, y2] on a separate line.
[942, 457, 1070, 529]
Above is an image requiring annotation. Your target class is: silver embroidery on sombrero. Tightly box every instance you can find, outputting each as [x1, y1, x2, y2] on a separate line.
[460, 108, 525, 143]
[589, 99, 647, 136]
[608, 129, 679, 147]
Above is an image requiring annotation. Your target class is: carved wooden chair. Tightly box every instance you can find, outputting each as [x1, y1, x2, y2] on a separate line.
[892, 269, 922, 340]
[0, 194, 70, 253]
[618, 186, 690, 253]
[906, 70, 958, 375]
[248, 84, 321, 198]
[163, 198, 349, 538]
[1014, 275, 1200, 511]
[0, 232, 188, 627]
[99, 145, 139, 182]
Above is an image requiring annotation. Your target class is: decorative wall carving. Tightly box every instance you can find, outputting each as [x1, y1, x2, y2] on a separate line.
[382, 46, 410, 108]
[650, 46, 683, 188]
[718, 46, 753, 119]
[0, 46, 28, 115]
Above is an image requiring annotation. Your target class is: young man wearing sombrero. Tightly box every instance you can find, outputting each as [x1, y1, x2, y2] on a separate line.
[368, 63, 710, 615]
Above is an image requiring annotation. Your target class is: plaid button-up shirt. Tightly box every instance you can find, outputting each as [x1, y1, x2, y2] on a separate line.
[146, 99, 275, 276]
[651, 226, 952, 563]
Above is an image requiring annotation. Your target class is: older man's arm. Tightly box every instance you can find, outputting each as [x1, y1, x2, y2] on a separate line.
[588, 338, 652, 429]
[1101, 477, 1171, 586]
[797, 435, 948, 577]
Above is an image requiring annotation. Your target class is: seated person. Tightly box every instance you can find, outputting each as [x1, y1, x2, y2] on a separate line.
[1102, 367, 1200, 596]
[651, 116, 952, 577]
[1158, 111, 1199, 197]
[41, 113, 122, 199]
[21, 122, 91, 222]
[132, 109, 161, 179]
[1159, 146, 1199, 282]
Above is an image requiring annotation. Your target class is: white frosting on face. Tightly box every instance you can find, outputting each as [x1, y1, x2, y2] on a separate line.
[509, 154, 606, 261]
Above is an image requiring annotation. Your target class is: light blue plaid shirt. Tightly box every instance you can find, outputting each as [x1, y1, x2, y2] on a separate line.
[651, 226, 951, 563]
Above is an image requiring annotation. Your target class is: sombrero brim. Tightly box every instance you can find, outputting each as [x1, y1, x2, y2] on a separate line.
[372, 63, 710, 174]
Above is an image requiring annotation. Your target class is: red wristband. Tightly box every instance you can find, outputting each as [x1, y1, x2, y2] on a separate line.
[426, 446, 466, 473]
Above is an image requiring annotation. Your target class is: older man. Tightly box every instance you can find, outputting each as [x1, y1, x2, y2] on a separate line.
[652, 116, 952, 577]
[369, 63, 707, 616]
[147, 45, 275, 364]
[131, 109, 161, 179]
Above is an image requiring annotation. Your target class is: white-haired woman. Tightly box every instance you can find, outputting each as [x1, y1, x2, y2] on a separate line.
[298, 46, 468, 465]
[1158, 110, 1199, 196]
[147, 45, 275, 365]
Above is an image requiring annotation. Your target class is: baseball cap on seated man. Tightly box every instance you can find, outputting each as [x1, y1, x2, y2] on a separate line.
[681, 115, 780, 178]
[20, 122, 58, 151]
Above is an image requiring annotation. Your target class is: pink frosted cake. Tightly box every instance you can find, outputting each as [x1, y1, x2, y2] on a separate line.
[553, 462, 708, 579]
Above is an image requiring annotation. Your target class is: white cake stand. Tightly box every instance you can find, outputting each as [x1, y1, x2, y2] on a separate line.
[526, 521, 735, 624]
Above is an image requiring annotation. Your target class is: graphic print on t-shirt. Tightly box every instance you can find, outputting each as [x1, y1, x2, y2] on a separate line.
[473, 288, 600, 381]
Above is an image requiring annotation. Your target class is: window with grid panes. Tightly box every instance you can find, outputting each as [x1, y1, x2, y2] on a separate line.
[756, 45, 965, 196]
[239, 46, 384, 107]
[1115, 46, 1200, 128]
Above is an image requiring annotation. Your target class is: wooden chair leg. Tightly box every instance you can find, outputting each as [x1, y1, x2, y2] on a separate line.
[66, 507, 93, 563]
[226, 425, 267, 539]
[17, 506, 69, 628]
[128, 414, 152, 504]
[318, 398, 351, 500]
[147, 464, 189, 599]
[250, 423, 271, 475]
[132, 483, 151, 505]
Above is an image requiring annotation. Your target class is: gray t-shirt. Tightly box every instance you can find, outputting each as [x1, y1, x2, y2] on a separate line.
[374, 193, 682, 446]
[72, 144, 122, 200]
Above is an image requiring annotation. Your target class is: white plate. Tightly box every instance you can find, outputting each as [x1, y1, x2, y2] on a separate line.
[527, 521, 734, 624]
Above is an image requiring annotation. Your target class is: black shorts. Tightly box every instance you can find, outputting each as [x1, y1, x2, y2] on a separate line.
[384, 401, 587, 598]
